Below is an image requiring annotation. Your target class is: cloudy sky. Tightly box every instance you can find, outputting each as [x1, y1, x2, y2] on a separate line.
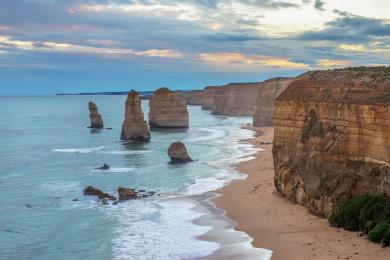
[0, 0, 389, 94]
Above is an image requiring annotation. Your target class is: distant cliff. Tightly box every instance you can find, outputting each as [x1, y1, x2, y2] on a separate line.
[211, 83, 263, 116]
[252, 77, 294, 126]
[273, 67, 390, 217]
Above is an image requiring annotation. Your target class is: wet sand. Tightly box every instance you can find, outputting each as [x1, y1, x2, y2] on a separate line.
[212, 126, 390, 260]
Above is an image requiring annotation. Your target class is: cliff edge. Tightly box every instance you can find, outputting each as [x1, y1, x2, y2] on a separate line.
[273, 67, 390, 217]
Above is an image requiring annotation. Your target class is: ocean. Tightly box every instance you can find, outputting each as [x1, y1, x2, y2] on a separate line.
[0, 95, 271, 260]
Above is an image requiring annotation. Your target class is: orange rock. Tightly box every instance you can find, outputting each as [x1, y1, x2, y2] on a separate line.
[273, 67, 390, 217]
[120, 90, 151, 141]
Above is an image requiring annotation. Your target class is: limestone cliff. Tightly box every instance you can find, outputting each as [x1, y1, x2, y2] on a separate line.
[201, 86, 220, 110]
[273, 67, 390, 217]
[148, 87, 189, 128]
[186, 90, 204, 105]
[211, 83, 264, 116]
[252, 77, 294, 126]
[88, 101, 104, 129]
[120, 90, 151, 141]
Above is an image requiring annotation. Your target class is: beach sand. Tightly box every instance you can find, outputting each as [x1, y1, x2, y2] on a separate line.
[213, 126, 390, 260]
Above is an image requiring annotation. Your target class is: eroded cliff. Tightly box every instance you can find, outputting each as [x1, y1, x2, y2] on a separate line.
[211, 83, 263, 116]
[273, 67, 390, 217]
[252, 77, 294, 126]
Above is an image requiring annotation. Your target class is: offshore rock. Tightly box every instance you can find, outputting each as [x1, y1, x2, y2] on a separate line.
[273, 67, 390, 218]
[83, 186, 116, 201]
[88, 101, 104, 129]
[252, 77, 294, 126]
[167, 141, 193, 163]
[148, 87, 189, 128]
[118, 187, 138, 201]
[120, 90, 151, 141]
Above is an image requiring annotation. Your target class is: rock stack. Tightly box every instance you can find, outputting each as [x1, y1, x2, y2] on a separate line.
[167, 141, 193, 163]
[88, 101, 104, 129]
[120, 90, 151, 141]
[148, 87, 189, 128]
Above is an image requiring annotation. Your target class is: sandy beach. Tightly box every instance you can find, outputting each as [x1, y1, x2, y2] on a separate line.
[213, 126, 390, 260]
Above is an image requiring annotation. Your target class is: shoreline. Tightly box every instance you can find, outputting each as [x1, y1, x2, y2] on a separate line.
[211, 126, 390, 260]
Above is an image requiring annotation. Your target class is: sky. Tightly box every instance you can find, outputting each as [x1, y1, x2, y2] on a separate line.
[0, 0, 389, 94]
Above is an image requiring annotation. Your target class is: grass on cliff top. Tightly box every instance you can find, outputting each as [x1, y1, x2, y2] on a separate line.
[307, 66, 390, 75]
[329, 194, 390, 246]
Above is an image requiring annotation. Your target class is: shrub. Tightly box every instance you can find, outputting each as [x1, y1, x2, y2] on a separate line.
[368, 222, 390, 243]
[329, 194, 390, 246]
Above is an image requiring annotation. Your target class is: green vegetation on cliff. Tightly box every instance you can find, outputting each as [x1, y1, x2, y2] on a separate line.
[329, 194, 390, 246]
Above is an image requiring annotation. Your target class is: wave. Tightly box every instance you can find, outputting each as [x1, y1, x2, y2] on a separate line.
[188, 127, 227, 142]
[52, 146, 105, 154]
[53, 147, 149, 155]
[98, 150, 150, 155]
[110, 200, 219, 260]
[90, 167, 135, 173]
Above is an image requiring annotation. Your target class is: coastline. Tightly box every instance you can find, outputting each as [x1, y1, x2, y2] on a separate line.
[211, 126, 390, 260]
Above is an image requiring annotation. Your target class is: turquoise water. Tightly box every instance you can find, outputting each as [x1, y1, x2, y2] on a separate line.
[0, 96, 270, 260]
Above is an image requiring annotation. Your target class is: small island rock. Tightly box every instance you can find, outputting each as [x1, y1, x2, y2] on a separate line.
[83, 186, 116, 201]
[88, 101, 104, 129]
[118, 187, 138, 201]
[167, 141, 193, 163]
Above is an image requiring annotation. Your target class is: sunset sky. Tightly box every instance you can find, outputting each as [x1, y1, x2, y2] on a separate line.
[0, 0, 389, 94]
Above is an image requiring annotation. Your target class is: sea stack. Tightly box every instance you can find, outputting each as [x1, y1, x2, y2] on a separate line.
[148, 87, 189, 128]
[252, 77, 294, 126]
[88, 101, 104, 129]
[120, 90, 151, 141]
[167, 141, 193, 163]
[273, 67, 390, 218]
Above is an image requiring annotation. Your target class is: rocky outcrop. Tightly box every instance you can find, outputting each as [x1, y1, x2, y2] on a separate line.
[83, 186, 116, 200]
[273, 67, 390, 218]
[148, 87, 189, 128]
[95, 163, 109, 170]
[118, 187, 138, 201]
[88, 101, 104, 129]
[167, 141, 193, 163]
[121, 90, 151, 141]
[186, 90, 204, 105]
[252, 77, 294, 126]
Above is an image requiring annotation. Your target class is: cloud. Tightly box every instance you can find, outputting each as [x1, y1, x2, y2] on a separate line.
[0, 35, 183, 59]
[314, 0, 325, 11]
[199, 52, 309, 69]
[339, 44, 366, 52]
[316, 59, 351, 67]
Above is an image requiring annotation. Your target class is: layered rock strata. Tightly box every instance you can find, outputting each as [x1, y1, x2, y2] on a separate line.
[252, 77, 294, 126]
[148, 87, 189, 128]
[88, 101, 104, 129]
[186, 90, 204, 105]
[273, 67, 390, 218]
[211, 83, 263, 116]
[167, 141, 193, 163]
[120, 90, 151, 141]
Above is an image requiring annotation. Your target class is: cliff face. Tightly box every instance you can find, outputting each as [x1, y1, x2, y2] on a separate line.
[148, 87, 189, 128]
[252, 77, 294, 126]
[201, 86, 220, 110]
[88, 101, 104, 129]
[211, 83, 262, 116]
[186, 90, 204, 105]
[273, 67, 390, 217]
[121, 90, 150, 141]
